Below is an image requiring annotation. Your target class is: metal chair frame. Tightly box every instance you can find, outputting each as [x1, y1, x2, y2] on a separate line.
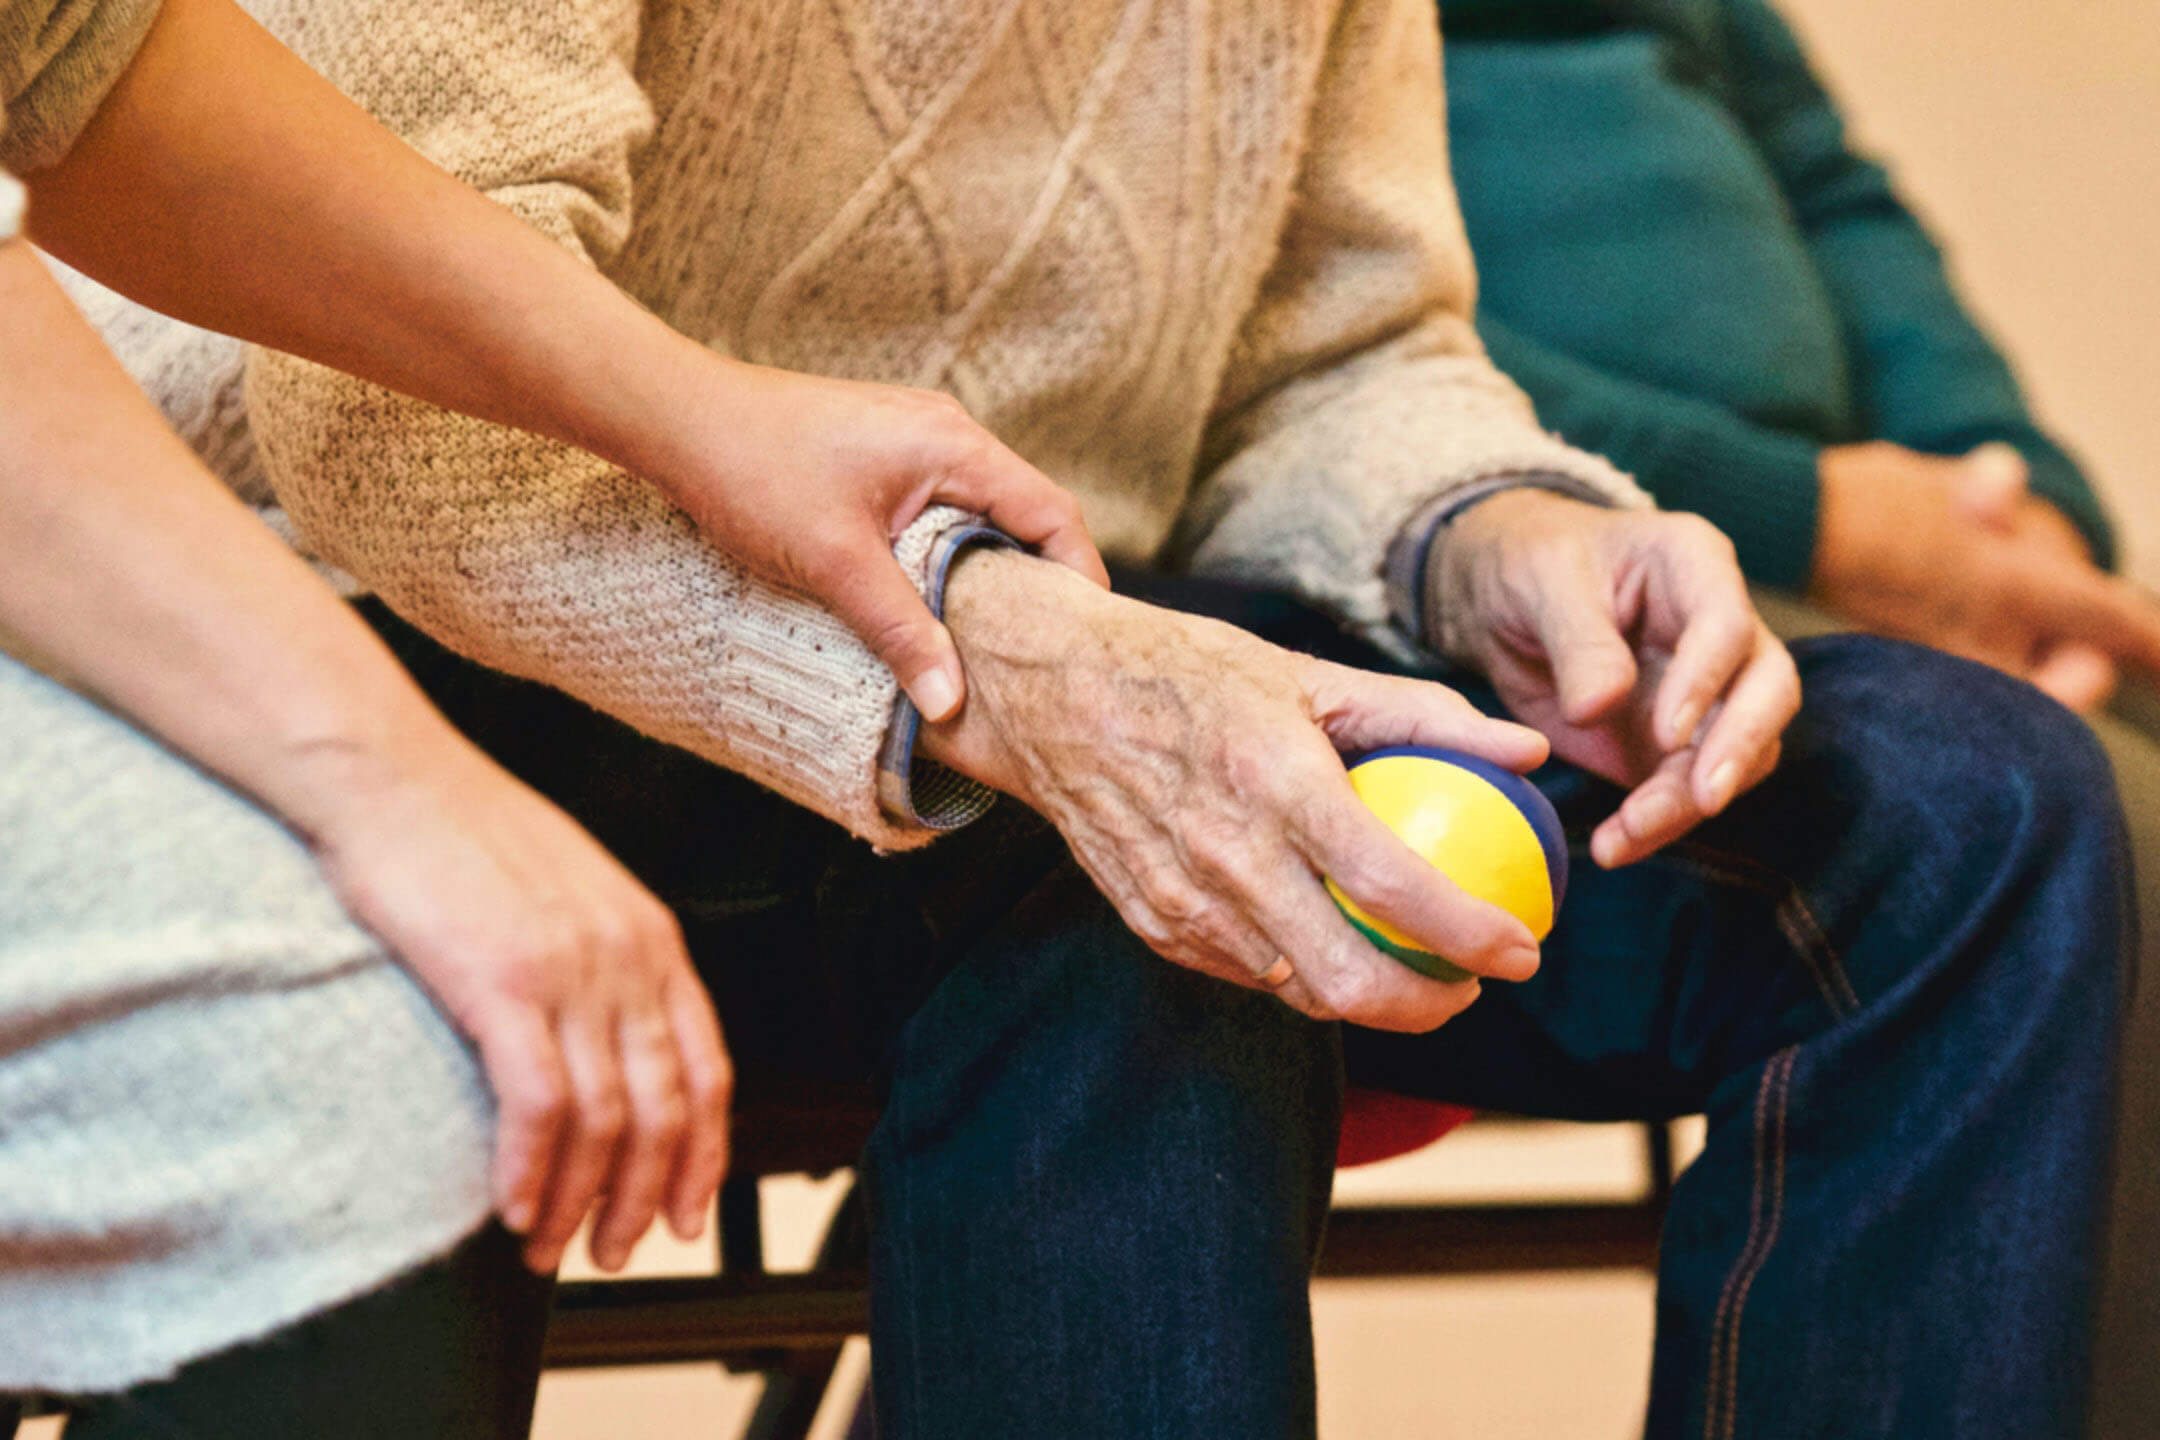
[543, 1117, 1680, 1440]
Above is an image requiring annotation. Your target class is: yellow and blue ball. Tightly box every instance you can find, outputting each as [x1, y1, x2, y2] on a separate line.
[1326, 746, 1568, 982]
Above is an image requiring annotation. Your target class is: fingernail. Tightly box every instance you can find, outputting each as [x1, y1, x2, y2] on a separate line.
[1590, 825, 1625, 869]
[1668, 700, 1703, 751]
[502, 1199, 535, 1235]
[1706, 761, 1740, 811]
[908, 666, 963, 723]
[1504, 944, 1541, 978]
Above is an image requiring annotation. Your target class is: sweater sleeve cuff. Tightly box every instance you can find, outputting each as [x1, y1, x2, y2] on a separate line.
[1384, 471, 1625, 649]
[875, 522, 1017, 831]
[0, 0, 162, 174]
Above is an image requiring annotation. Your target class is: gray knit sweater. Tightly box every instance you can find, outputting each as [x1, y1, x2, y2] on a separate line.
[1, 0, 493, 1394]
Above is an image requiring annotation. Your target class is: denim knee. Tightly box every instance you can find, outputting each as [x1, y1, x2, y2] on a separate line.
[1782, 635, 2131, 993]
[1789, 634, 2118, 833]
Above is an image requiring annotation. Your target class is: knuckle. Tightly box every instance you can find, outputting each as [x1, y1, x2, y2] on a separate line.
[1667, 510, 1733, 555]
[578, 1089, 629, 1142]
[498, 949, 572, 1008]
[948, 430, 1002, 478]
[1310, 965, 1378, 1023]
[856, 605, 932, 668]
[583, 911, 639, 963]
[1182, 903, 1246, 962]
[914, 387, 969, 421]
[1179, 823, 1249, 892]
[637, 899, 687, 956]
[1336, 858, 1413, 924]
[1135, 864, 1209, 927]
[517, 1077, 571, 1132]
[794, 540, 858, 598]
[642, 1094, 689, 1143]
[1128, 911, 1177, 956]
[689, 1062, 732, 1113]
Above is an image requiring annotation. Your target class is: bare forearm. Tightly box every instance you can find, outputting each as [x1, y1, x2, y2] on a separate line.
[0, 245, 472, 839]
[21, 0, 716, 496]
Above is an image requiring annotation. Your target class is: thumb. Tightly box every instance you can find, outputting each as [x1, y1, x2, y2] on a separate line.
[1955, 443, 2029, 531]
[819, 540, 969, 721]
[2031, 641, 2119, 714]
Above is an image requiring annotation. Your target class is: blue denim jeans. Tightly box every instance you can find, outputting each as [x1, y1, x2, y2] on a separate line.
[360, 585, 2130, 1440]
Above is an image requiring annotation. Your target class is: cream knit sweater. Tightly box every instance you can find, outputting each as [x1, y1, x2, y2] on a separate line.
[73, 0, 1645, 850]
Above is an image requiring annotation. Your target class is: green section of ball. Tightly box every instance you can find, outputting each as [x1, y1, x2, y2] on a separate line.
[1342, 912, 1472, 984]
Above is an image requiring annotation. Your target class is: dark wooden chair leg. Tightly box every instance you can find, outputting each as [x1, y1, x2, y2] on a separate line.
[1646, 1119, 1678, 1208]
[720, 1172, 767, 1278]
[545, 1111, 1690, 1431]
[740, 1182, 869, 1440]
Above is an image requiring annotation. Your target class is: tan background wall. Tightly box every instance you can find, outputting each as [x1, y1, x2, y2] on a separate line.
[1776, 0, 2160, 585]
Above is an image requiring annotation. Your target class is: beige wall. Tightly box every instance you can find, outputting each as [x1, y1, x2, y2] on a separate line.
[1777, 0, 2160, 586]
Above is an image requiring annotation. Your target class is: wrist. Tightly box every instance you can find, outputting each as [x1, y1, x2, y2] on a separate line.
[1808, 446, 1896, 604]
[552, 320, 754, 501]
[917, 547, 1108, 787]
[1426, 488, 1602, 659]
[262, 695, 493, 851]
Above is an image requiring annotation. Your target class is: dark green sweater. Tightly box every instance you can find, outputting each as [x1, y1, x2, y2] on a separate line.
[1438, 0, 2114, 586]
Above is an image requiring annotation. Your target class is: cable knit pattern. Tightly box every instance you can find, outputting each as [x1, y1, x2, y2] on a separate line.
[83, 0, 1645, 851]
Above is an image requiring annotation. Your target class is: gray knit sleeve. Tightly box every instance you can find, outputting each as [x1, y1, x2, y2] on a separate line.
[0, 0, 160, 175]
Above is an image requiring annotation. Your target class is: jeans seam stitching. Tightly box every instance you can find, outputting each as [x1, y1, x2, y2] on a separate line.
[1703, 1047, 1795, 1440]
[1703, 1057, 1774, 1440]
[1660, 842, 1862, 1019]
[1720, 1049, 1794, 1440]
[1773, 890, 1861, 1016]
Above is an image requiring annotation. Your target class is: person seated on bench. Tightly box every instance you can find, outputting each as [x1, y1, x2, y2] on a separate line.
[0, 0, 1101, 1429]
[77, 0, 2133, 1434]
[1433, 1, 2159, 1430]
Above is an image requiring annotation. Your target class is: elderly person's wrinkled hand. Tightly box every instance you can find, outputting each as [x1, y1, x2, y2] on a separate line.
[918, 549, 1552, 1033]
[1431, 490, 1802, 869]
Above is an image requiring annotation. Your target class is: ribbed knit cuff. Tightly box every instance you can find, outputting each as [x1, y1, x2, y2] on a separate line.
[1637, 420, 1825, 591]
[1384, 471, 1623, 650]
[875, 523, 1017, 831]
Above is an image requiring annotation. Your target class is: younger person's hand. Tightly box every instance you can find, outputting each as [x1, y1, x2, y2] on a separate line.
[305, 739, 733, 1276]
[652, 364, 1109, 722]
